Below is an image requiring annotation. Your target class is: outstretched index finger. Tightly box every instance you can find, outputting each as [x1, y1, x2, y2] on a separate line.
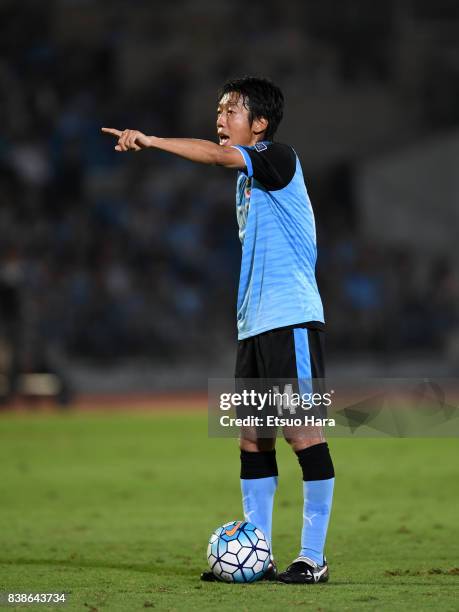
[101, 127, 123, 137]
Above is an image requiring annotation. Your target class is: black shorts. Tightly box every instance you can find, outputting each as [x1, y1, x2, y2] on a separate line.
[234, 324, 327, 423]
[235, 324, 325, 380]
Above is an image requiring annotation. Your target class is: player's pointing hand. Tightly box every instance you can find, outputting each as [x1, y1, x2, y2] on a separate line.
[101, 127, 152, 152]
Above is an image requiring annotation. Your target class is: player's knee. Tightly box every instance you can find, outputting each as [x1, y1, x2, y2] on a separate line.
[239, 444, 278, 479]
[295, 441, 335, 481]
[240, 437, 276, 452]
[284, 426, 324, 452]
[285, 435, 324, 452]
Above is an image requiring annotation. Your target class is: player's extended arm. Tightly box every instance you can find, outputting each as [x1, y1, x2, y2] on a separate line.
[101, 128, 245, 170]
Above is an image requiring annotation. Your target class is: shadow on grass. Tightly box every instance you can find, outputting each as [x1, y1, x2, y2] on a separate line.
[1, 559, 457, 589]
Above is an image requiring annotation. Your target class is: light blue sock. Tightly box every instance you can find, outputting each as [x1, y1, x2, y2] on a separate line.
[300, 478, 334, 565]
[241, 477, 278, 549]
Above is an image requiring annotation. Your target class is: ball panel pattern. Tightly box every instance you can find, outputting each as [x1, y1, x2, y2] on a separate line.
[227, 539, 240, 554]
[207, 521, 271, 583]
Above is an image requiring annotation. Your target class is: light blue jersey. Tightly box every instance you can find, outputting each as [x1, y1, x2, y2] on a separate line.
[232, 142, 324, 340]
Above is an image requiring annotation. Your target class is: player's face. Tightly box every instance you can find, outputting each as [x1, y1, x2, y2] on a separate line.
[217, 93, 254, 147]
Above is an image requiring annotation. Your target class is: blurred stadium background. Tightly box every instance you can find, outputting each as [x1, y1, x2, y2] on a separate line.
[0, 0, 458, 404]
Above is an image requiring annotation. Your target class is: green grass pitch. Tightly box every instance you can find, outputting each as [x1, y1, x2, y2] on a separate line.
[0, 409, 458, 611]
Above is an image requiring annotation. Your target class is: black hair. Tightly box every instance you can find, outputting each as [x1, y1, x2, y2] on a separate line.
[217, 76, 284, 140]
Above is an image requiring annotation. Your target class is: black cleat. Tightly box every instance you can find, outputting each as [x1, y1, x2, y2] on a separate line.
[200, 569, 221, 582]
[277, 556, 329, 584]
[200, 558, 278, 582]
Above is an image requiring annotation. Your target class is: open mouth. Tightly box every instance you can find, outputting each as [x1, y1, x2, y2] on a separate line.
[218, 133, 230, 145]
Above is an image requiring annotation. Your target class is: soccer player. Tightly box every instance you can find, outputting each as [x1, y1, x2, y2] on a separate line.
[102, 76, 335, 585]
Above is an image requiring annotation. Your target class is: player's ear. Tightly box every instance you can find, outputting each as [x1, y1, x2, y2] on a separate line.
[252, 116, 268, 136]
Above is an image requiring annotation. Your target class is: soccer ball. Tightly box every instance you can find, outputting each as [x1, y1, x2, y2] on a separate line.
[207, 520, 271, 583]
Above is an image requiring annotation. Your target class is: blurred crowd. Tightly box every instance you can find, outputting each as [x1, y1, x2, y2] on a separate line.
[0, 0, 458, 376]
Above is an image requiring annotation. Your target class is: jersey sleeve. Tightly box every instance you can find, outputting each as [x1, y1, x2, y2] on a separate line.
[231, 142, 296, 191]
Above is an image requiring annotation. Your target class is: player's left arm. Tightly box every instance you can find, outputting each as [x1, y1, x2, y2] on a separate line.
[101, 128, 245, 169]
[234, 143, 296, 191]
